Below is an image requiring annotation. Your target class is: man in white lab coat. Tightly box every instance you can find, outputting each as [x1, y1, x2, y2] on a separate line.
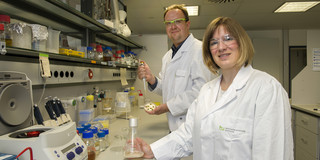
[138, 4, 214, 132]
[135, 17, 294, 160]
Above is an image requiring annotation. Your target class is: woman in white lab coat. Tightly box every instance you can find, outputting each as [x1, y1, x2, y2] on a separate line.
[136, 17, 294, 160]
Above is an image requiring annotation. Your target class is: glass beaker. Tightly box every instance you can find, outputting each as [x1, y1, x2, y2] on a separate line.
[115, 92, 131, 118]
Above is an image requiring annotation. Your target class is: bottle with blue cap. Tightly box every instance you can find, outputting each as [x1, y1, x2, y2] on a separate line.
[82, 130, 96, 160]
[100, 128, 110, 148]
[97, 131, 106, 152]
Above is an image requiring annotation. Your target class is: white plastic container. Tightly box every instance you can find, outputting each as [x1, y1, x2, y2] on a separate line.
[115, 92, 131, 114]
[46, 28, 60, 53]
[11, 23, 32, 49]
[79, 108, 94, 126]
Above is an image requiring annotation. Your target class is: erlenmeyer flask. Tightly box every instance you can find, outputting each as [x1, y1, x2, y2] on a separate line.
[124, 117, 144, 158]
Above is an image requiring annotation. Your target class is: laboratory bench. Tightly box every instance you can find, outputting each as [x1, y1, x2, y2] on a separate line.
[96, 107, 169, 160]
[291, 104, 320, 160]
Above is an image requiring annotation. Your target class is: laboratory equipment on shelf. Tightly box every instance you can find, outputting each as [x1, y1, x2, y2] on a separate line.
[124, 117, 144, 159]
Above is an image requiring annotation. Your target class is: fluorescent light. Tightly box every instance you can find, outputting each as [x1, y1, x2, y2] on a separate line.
[274, 1, 320, 13]
[185, 6, 199, 16]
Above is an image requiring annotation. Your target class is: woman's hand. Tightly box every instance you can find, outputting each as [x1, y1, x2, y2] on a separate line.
[135, 137, 155, 159]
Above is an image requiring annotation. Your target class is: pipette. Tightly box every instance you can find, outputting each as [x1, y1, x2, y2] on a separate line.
[139, 61, 147, 94]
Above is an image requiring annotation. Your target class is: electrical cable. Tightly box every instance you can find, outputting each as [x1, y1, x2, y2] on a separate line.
[16, 147, 33, 160]
[37, 77, 47, 105]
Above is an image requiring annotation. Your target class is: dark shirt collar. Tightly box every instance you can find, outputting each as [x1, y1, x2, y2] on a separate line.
[171, 34, 190, 58]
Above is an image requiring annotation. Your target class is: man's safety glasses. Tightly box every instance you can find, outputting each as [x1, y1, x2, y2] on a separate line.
[164, 18, 187, 27]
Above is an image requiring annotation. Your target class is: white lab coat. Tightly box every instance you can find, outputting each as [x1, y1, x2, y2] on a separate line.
[151, 65, 294, 160]
[151, 34, 214, 131]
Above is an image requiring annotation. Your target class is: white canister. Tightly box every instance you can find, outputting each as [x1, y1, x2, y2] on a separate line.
[11, 23, 32, 49]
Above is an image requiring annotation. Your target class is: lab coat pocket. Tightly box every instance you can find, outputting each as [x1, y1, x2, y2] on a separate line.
[213, 116, 253, 160]
[174, 70, 188, 93]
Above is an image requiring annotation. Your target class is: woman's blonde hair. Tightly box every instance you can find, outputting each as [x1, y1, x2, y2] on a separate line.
[202, 17, 254, 74]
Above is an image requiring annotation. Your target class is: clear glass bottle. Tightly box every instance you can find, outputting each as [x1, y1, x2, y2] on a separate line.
[101, 128, 110, 149]
[89, 126, 99, 154]
[77, 127, 85, 140]
[0, 23, 6, 55]
[124, 117, 144, 159]
[97, 131, 106, 152]
[87, 46, 95, 59]
[95, 45, 103, 61]
[82, 130, 96, 160]
[103, 46, 112, 62]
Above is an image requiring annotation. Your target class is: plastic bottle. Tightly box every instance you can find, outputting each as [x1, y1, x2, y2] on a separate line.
[137, 90, 145, 109]
[0, 24, 6, 55]
[0, 15, 12, 47]
[87, 46, 95, 59]
[97, 131, 106, 152]
[82, 130, 96, 160]
[128, 87, 138, 108]
[124, 117, 143, 158]
[95, 45, 103, 61]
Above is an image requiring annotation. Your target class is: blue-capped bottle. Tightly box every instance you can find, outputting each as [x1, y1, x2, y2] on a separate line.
[100, 128, 110, 148]
[97, 131, 106, 152]
[82, 130, 96, 160]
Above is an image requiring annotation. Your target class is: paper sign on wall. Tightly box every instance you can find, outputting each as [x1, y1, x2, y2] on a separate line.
[313, 48, 320, 71]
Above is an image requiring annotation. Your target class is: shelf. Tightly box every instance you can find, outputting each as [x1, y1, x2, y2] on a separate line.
[0, 0, 143, 48]
[1, 47, 137, 69]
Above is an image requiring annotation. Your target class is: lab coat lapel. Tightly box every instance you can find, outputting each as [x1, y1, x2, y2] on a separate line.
[202, 65, 253, 119]
[170, 34, 194, 63]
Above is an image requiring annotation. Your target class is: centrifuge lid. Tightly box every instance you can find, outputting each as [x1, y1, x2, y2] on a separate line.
[0, 83, 32, 126]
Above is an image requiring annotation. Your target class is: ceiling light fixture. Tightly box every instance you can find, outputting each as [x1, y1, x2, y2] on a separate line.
[184, 6, 199, 16]
[208, 0, 234, 3]
[274, 1, 320, 13]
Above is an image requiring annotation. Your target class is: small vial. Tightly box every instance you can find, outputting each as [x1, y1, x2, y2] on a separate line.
[82, 131, 96, 160]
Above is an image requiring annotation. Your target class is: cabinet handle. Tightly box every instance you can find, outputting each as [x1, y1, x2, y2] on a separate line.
[300, 138, 308, 144]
